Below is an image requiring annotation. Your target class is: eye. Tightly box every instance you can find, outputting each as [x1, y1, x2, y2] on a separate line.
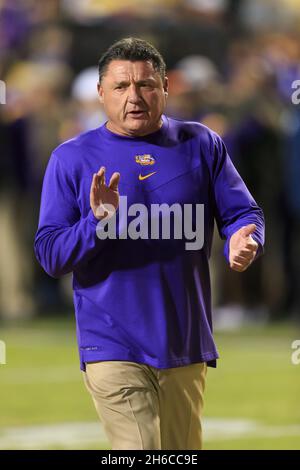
[114, 84, 127, 90]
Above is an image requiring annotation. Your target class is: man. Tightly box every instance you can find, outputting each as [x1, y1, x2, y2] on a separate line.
[34, 37, 264, 450]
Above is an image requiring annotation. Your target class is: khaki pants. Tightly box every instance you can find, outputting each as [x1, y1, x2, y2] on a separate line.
[83, 360, 207, 450]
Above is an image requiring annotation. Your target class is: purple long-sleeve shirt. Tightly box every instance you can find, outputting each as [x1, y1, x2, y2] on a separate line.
[34, 115, 265, 371]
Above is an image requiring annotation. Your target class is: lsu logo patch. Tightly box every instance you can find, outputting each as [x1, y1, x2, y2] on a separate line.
[135, 154, 156, 166]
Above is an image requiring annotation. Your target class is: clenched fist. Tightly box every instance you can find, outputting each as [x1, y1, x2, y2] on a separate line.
[229, 224, 258, 272]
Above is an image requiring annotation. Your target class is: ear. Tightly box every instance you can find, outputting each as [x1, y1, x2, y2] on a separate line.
[163, 76, 169, 98]
[97, 82, 104, 104]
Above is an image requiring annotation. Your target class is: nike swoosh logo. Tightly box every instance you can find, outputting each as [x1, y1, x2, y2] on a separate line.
[138, 172, 156, 181]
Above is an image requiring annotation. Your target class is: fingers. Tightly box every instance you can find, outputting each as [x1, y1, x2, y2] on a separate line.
[238, 248, 255, 257]
[230, 251, 256, 272]
[230, 255, 253, 271]
[230, 239, 258, 271]
[109, 172, 120, 191]
[94, 167, 120, 190]
[230, 262, 248, 272]
[244, 241, 258, 251]
[90, 173, 98, 205]
[90, 167, 105, 206]
[236, 246, 257, 260]
[96, 166, 106, 186]
[232, 253, 255, 264]
[90, 173, 97, 195]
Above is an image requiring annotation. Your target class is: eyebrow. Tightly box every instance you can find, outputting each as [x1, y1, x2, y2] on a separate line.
[114, 78, 157, 86]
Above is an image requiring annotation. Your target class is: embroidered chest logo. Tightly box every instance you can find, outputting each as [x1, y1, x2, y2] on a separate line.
[135, 154, 156, 166]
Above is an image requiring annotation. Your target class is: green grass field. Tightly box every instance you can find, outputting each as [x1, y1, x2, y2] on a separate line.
[0, 316, 299, 449]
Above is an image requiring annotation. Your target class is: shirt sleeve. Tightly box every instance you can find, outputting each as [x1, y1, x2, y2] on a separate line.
[34, 151, 105, 278]
[210, 133, 265, 263]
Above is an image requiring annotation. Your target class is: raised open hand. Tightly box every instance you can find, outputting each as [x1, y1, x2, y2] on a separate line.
[90, 166, 120, 220]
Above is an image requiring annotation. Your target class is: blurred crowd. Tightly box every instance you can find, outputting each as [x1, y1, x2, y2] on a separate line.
[0, 0, 300, 323]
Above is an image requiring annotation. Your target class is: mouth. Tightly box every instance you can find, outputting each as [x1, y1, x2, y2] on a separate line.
[126, 110, 148, 119]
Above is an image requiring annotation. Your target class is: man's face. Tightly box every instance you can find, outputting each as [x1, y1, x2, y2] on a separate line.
[97, 60, 168, 137]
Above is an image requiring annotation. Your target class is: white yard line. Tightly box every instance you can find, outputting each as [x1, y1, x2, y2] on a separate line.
[0, 422, 107, 449]
[0, 419, 300, 449]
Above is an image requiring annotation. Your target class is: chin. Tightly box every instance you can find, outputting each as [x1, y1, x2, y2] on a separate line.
[127, 123, 147, 135]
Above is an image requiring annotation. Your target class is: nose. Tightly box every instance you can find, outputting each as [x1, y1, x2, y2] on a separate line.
[127, 84, 141, 103]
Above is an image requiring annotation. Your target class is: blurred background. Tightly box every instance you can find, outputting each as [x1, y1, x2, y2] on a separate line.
[0, 0, 300, 450]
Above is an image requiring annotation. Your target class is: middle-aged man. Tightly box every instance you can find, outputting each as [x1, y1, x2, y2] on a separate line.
[34, 37, 265, 450]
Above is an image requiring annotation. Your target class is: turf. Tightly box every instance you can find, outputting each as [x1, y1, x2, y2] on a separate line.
[0, 316, 299, 449]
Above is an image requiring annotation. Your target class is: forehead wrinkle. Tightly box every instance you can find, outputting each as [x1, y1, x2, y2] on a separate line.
[106, 60, 160, 83]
